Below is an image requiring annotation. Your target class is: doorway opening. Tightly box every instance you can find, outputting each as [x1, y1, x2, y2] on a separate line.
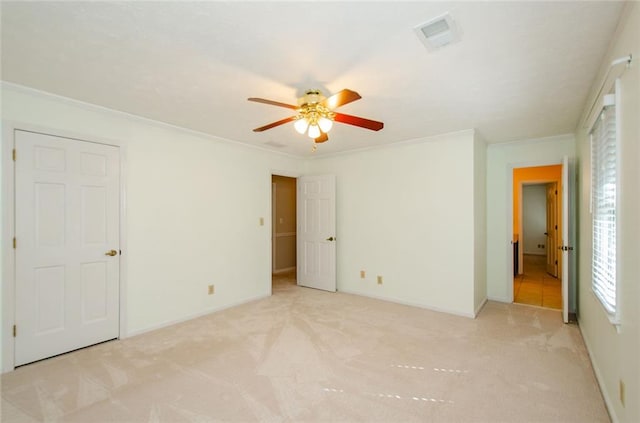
[512, 166, 562, 309]
[271, 175, 297, 292]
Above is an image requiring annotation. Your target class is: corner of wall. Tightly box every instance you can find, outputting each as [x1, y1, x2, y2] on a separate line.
[473, 130, 488, 311]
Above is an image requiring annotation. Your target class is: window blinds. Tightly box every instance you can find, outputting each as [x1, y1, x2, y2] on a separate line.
[590, 104, 617, 315]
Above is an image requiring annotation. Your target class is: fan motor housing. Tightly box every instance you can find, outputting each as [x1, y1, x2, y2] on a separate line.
[299, 89, 325, 106]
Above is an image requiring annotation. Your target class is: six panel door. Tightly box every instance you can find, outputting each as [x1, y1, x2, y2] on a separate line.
[296, 175, 336, 292]
[15, 130, 120, 366]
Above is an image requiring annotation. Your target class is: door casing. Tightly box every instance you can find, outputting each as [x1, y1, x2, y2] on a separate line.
[269, 170, 302, 296]
[508, 159, 571, 318]
[545, 182, 559, 277]
[517, 178, 561, 276]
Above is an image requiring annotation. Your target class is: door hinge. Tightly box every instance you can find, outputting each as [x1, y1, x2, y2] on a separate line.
[13, 237, 16, 249]
[12, 149, 17, 161]
[13, 325, 16, 337]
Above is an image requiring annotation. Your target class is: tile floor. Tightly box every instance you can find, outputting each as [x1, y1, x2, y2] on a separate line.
[272, 269, 297, 289]
[513, 254, 562, 309]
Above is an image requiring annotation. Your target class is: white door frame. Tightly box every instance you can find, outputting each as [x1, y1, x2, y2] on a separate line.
[1, 122, 128, 373]
[269, 170, 302, 296]
[506, 159, 563, 306]
[518, 179, 558, 275]
[271, 182, 277, 274]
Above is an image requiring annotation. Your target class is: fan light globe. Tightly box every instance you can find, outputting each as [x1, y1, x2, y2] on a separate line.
[294, 118, 309, 134]
[308, 124, 321, 139]
[318, 117, 333, 133]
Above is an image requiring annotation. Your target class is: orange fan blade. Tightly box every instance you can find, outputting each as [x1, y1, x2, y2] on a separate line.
[248, 97, 298, 110]
[334, 113, 384, 131]
[323, 89, 361, 109]
[253, 116, 296, 132]
[314, 132, 329, 143]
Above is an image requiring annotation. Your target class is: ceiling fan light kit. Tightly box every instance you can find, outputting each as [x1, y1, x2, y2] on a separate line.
[248, 88, 383, 150]
[294, 90, 336, 139]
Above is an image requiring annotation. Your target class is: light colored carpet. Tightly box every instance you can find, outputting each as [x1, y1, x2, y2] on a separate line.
[1, 273, 609, 422]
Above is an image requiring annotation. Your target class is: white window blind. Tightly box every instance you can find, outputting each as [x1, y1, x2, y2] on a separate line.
[590, 101, 617, 315]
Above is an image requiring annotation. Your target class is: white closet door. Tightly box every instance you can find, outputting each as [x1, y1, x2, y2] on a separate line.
[15, 130, 120, 366]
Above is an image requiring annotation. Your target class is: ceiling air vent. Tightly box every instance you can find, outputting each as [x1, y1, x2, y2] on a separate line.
[414, 12, 461, 51]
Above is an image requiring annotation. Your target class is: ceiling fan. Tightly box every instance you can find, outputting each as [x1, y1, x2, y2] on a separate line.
[248, 89, 383, 147]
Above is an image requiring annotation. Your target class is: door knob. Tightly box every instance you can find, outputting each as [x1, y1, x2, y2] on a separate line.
[105, 250, 118, 256]
[326, 237, 336, 241]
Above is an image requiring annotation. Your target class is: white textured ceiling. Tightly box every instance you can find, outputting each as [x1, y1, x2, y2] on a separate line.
[0, 1, 624, 157]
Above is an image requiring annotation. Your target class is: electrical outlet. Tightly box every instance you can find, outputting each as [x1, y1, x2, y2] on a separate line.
[377, 275, 383, 285]
[360, 270, 366, 279]
[208, 285, 215, 295]
[620, 379, 625, 407]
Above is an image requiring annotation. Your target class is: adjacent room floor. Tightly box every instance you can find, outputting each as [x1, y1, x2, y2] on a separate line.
[2, 274, 607, 422]
[514, 254, 562, 309]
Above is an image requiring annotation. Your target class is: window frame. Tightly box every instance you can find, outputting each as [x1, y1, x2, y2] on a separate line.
[589, 80, 621, 325]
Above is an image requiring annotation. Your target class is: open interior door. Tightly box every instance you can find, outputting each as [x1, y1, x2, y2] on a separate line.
[561, 156, 575, 323]
[297, 175, 336, 292]
[545, 182, 559, 277]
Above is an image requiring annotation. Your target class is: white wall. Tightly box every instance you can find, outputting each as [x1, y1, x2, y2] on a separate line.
[473, 131, 487, 314]
[308, 130, 482, 317]
[486, 134, 575, 302]
[0, 120, 4, 370]
[522, 184, 547, 255]
[575, 3, 639, 422]
[1, 84, 303, 370]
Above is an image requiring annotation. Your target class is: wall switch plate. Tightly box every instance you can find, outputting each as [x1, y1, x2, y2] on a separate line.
[259, 217, 264, 226]
[377, 276, 383, 285]
[360, 270, 366, 279]
[208, 285, 215, 295]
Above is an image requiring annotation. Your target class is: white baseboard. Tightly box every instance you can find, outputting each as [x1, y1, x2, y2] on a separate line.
[338, 289, 476, 318]
[474, 297, 488, 317]
[124, 293, 270, 338]
[487, 295, 512, 303]
[577, 317, 619, 423]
